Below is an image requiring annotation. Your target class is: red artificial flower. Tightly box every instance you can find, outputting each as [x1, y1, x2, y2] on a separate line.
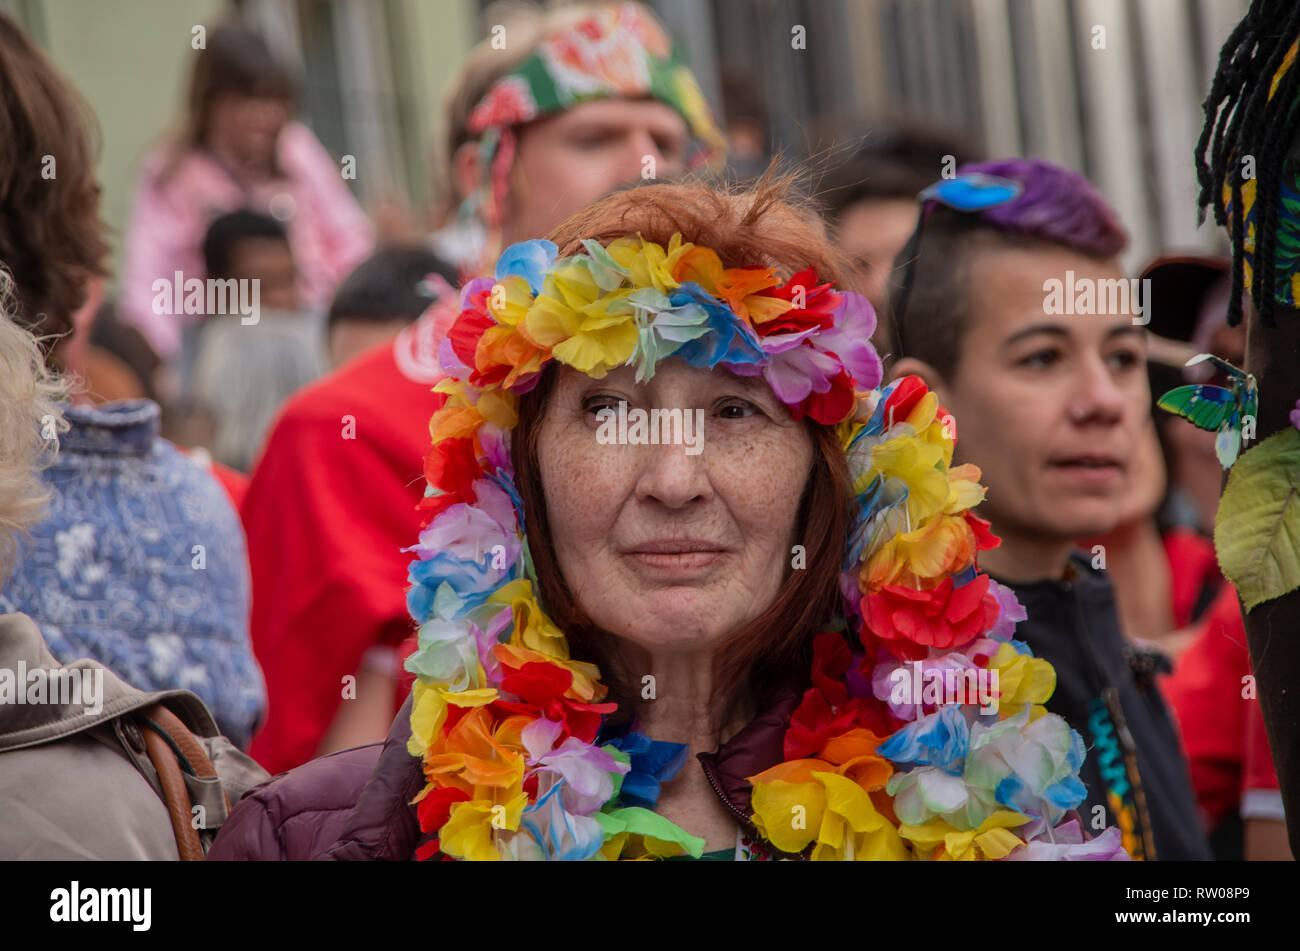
[416, 786, 471, 835]
[883, 375, 928, 425]
[810, 631, 852, 708]
[448, 305, 492, 365]
[861, 574, 1001, 661]
[755, 268, 842, 336]
[801, 368, 856, 425]
[493, 654, 616, 744]
[423, 437, 480, 502]
[783, 688, 895, 761]
[964, 511, 1001, 553]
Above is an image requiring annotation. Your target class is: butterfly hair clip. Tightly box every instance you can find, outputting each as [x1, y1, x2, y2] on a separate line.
[1157, 353, 1258, 468]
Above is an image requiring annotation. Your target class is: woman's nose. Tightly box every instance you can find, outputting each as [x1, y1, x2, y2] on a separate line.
[1068, 355, 1131, 425]
[632, 440, 712, 509]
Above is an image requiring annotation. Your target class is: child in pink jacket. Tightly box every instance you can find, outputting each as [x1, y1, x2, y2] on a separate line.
[120, 21, 373, 363]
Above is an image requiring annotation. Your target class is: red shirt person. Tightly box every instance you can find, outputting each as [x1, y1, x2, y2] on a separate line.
[243, 2, 726, 774]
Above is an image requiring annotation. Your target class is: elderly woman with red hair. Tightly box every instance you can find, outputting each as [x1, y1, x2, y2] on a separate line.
[212, 175, 1126, 861]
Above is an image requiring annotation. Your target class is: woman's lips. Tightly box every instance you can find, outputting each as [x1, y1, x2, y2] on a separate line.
[1047, 455, 1124, 486]
[621, 541, 728, 576]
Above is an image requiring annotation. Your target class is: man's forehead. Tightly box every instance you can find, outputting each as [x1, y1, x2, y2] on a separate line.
[548, 97, 687, 133]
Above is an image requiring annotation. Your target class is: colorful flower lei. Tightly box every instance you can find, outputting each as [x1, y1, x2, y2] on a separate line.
[404, 234, 1129, 860]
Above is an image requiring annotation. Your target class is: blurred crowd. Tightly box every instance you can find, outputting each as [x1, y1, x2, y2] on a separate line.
[0, 1, 1289, 861]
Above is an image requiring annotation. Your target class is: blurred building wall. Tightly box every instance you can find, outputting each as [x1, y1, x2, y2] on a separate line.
[675, 0, 1252, 271]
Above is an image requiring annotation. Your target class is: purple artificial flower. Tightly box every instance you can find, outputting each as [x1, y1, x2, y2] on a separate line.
[1006, 820, 1131, 861]
[817, 291, 883, 390]
[987, 579, 1028, 639]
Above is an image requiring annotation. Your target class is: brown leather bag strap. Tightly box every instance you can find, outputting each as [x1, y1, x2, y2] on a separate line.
[144, 705, 231, 810]
[138, 702, 234, 861]
[141, 713, 205, 860]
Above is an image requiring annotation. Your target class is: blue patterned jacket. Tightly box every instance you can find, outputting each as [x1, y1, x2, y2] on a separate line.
[0, 400, 266, 748]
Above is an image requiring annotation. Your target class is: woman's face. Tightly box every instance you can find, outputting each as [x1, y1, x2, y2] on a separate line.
[535, 357, 814, 657]
[206, 93, 290, 169]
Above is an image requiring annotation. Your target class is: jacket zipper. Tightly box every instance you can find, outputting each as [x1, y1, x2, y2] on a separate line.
[697, 753, 807, 861]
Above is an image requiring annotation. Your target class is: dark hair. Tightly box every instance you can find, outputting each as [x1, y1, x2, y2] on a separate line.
[814, 118, 983, 222]
[513, 171, 852, 734]
[201, 209, 289, 279]
[326, 245, 458, 331]
[1196, 0, 1300, 328]
[889, 157, 1128, 380]
[0, 11, 109, 352]
[88, 299, 162, 402]
[159, 20, 298, 184]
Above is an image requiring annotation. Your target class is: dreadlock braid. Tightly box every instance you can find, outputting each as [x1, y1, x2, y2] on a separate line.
[1196, 0, 1300, 327]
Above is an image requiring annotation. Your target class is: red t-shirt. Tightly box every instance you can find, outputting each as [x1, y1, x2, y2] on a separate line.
[243, 304, 454, 774]
[1162, 582, 1281, 832]
[1162, 527, 1222, 629]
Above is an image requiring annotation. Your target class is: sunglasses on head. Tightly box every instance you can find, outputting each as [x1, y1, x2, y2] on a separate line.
[892, 173, 1023, 359]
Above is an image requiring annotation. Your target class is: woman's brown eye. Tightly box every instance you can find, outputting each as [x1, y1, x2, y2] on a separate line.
[1020, 349, 1060, 368]
[584, 397, 622, 418]
[718, 400, 758, 420]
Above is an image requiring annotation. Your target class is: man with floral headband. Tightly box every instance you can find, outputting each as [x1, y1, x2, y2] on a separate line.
[1193, 0, 1300, 855]
[243, 2, 727, 775]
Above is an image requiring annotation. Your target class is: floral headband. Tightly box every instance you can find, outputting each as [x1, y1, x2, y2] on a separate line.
[403, 234, 1127, 861]
[467, 2, 726, 172]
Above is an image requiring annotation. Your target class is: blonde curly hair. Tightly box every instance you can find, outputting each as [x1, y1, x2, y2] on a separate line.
[0, 269, 67, 584]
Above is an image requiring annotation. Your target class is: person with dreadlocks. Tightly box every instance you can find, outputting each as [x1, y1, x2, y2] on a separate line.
[1194, 0, 1300, 857]
[241, 1, 726, 776]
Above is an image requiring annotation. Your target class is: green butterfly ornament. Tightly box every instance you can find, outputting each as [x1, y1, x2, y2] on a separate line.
[1157, 353, 1258, 468]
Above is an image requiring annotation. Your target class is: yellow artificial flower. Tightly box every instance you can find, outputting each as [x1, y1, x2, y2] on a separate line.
[489, 578, 570, 660]
[523, 260, 638, 376]
[942, 462, 986, 514]
[898, 810, 1029, 861]
[487, 274, 536, 327]
[750, 778, 823, 854]
[750, 771, 909, 860]
[408, 679, 448, 756]
[987, 641, 1056, 719]
[605, 233, 692, 294]
[439, 794, 529, 861]
[863, 513, 978, 591]
[868, 433, 950, 528]
[809, 771, 909, 861]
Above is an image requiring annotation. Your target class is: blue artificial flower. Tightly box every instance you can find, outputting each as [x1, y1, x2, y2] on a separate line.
[876, 705, 970, 775]
[405, 550, 512, 624]
[495, 239, 558, 294]
[520, 778, 606, 861]
[605, 732, 689, 809]
[669, 283, 768, 371]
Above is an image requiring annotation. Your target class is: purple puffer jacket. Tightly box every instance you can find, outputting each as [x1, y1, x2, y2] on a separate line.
[209, 685, 806, 861]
